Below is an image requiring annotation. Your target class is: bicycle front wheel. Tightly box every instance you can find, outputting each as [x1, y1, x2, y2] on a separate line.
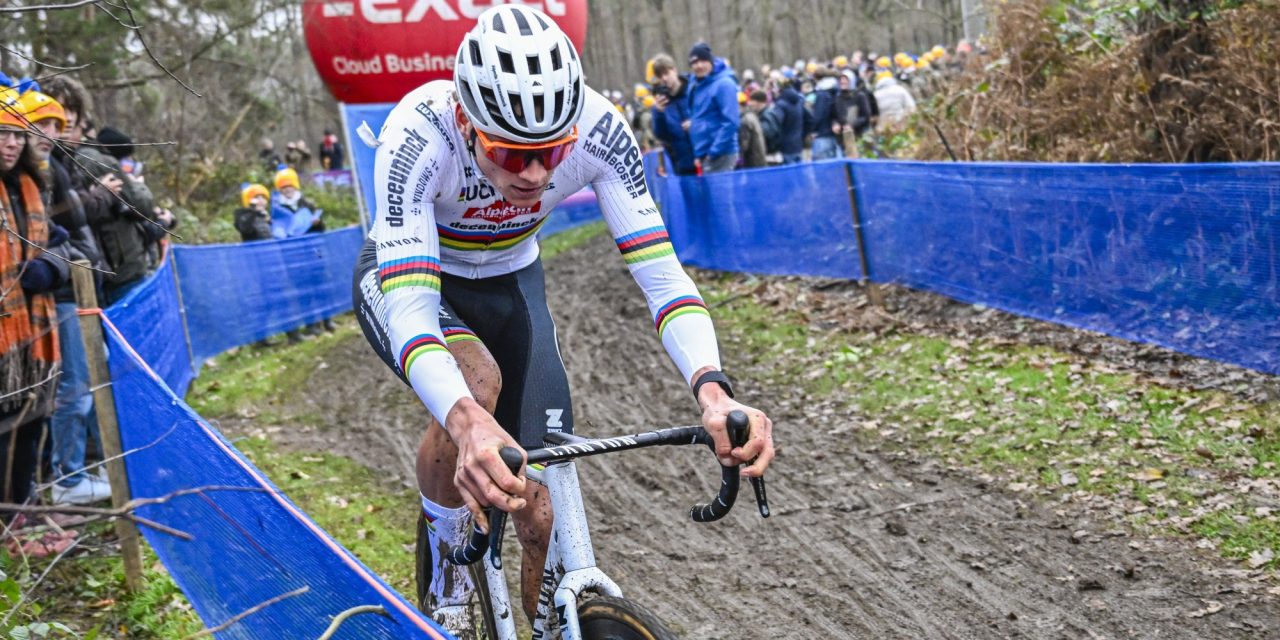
[577, 595, 677, 640]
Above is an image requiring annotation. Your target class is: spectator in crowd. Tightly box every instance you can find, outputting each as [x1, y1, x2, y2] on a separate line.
[318, 129, 345, 171]
[808, 68, 842, 161]
[88, 126, 175, 304]
[259, 137, 281, 175]
[835, 70, 877, 158]
[41, 76, 118, 239]
[686, 42, 740, 173]
[873, 70, 917, 127]
[270, 166, 322, 239]
[648, 53, 697, 176]
[233, 183, 273, 242]
[737, 91, 767, 169]
[15, 88, 111, 506]
[772, 78, 808, 165]
[751, 91, 783, 164]
[284, 140, 311, 172]
[1, 91, 77, 542]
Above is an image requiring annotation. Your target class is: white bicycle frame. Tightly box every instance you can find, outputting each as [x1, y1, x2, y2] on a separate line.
[478, 460, 623, 640]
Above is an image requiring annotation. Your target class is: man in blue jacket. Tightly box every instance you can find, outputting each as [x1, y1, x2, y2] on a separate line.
[648, 54, 697, 176]
[686, 43, 739, 173]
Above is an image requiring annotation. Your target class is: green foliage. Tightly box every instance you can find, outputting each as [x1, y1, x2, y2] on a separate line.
[0, 528, 203, 638]
[539, 221, 608, 259]
[700, 276, 1280, 569]
[188, 319, 359, 417]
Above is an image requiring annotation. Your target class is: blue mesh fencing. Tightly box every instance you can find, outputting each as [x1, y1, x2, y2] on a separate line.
[105, 254, 196, 394]
[172, 228, 365, 365]
[657, 161, 864, 279]
[646, 157, 1280, 375]
[101, 311, 444, 639]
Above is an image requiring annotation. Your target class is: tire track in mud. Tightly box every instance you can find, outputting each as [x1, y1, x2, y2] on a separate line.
[254, 232, 1277, 638]
[544, 234, 1277, 639]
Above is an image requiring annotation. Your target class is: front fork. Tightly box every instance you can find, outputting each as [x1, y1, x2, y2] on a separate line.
[524, 461, 623, 640]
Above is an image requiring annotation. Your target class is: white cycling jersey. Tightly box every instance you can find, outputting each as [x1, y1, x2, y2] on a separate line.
[369, 80, 721, 424]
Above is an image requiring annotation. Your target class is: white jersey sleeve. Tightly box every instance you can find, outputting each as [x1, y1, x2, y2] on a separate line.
[572, 89, 723, 383]
[370, 82, 473, 425]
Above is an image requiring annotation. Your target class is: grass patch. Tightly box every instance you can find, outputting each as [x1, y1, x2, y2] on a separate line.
[539, 221, 607, 259]
[187, 320, 358, 418]
[5, 529, 204, 638]
[701, 276, 1280, 570]
[232, 437, 420, 596]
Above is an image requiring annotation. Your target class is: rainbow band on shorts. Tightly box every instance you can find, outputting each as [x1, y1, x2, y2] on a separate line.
[615, 227, 676, 265]
[654, 295, 710, 337]
[379, 256, 441, 293]
[399, 334, 448, 375]
[443, 327, 481, 345]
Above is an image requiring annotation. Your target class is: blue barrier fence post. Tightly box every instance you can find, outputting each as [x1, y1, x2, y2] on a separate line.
[71, 261, 144, 592]
[843, 161, 884, 308]
[167, 250, 199, 381]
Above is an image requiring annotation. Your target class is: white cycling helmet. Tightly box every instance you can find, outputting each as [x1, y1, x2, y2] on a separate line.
[454, 4, 584, 144]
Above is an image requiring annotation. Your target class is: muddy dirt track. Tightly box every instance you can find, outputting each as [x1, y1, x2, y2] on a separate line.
[240, 233, 1278, 639]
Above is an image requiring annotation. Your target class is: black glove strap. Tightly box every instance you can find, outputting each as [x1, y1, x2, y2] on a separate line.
[692, 370, 735, 404]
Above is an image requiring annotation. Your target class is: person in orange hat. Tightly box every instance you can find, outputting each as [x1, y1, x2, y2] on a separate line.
[234, 182, 272, 242]
[1, 82, 79, 528]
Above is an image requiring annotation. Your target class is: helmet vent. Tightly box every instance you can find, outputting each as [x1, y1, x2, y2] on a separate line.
[491, 13, 505, 33]
[498, 49, 515, 74]
[511, 8, 533, 35]
[468, 39, 482, 66]
[550, 46, 562, 71]
[527, 55, 541, 74]
[553, 89, 565, 123]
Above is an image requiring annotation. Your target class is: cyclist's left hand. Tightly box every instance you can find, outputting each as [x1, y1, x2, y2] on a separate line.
[697, 384, 774, 477]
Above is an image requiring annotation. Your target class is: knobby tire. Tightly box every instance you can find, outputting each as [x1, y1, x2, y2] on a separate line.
[576, 595, 677, 640]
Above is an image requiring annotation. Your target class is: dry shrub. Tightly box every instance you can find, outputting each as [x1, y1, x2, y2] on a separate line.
[918, 0, 1280, 162]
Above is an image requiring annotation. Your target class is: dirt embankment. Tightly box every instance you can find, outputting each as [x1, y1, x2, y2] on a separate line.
[235, 233, 1278, 638]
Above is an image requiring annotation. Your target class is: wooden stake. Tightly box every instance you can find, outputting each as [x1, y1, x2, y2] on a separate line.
[843, 162, 885, 308]
[71, 261, 144, 592]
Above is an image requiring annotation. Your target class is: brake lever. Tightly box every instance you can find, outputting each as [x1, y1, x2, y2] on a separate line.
[486, 447, 527, 569]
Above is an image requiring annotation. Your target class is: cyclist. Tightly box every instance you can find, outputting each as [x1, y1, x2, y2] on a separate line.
[352, 5, 775, 635]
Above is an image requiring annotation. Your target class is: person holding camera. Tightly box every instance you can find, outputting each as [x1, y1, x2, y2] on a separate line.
[647, 54, 697, 176]
[233, 183, 273, 242]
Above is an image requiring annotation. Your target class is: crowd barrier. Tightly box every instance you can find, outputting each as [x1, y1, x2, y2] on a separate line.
[650, 159, 1280, 375]
[99, 196, 601, 636]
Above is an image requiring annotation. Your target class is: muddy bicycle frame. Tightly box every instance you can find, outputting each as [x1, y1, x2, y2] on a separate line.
[447, 412, 769, 639]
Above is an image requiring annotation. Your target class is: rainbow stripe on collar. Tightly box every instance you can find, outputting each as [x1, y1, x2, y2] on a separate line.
[615, 226, 675, 265]
[437, 217, 548, 251]
[379, 256, 441, 294]
[654, 295, 710, 337]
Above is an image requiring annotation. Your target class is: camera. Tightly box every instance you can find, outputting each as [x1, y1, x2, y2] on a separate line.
[652, 83, 672, 98]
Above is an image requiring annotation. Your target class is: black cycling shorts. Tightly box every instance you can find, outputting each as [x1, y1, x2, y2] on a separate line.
[353, 239, 574, 447]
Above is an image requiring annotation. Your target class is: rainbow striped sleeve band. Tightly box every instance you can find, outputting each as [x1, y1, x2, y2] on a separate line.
[615, 226, 676, 265]
[379, 256, 441, 294]
[654, 295, 710, 337]
[399, 333, 449, 375]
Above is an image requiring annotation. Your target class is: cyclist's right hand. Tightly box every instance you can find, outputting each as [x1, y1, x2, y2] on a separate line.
[445, 398, 528, 533]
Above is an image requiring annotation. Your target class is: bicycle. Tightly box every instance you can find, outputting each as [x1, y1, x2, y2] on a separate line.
[418, 410, 770, 639]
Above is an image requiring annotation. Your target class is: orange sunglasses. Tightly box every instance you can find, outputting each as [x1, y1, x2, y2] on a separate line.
[472, 122, 578, 173]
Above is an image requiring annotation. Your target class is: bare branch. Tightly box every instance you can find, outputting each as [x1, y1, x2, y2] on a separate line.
[0, 0, 100, 14]
[318, 605, 391, 640]
[181, 586, 311, 639]
[0, 44, 93, 72]
[38, 420, 180, 491]
[118, 0, 203, 97]
[0, 369, 60, 404]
